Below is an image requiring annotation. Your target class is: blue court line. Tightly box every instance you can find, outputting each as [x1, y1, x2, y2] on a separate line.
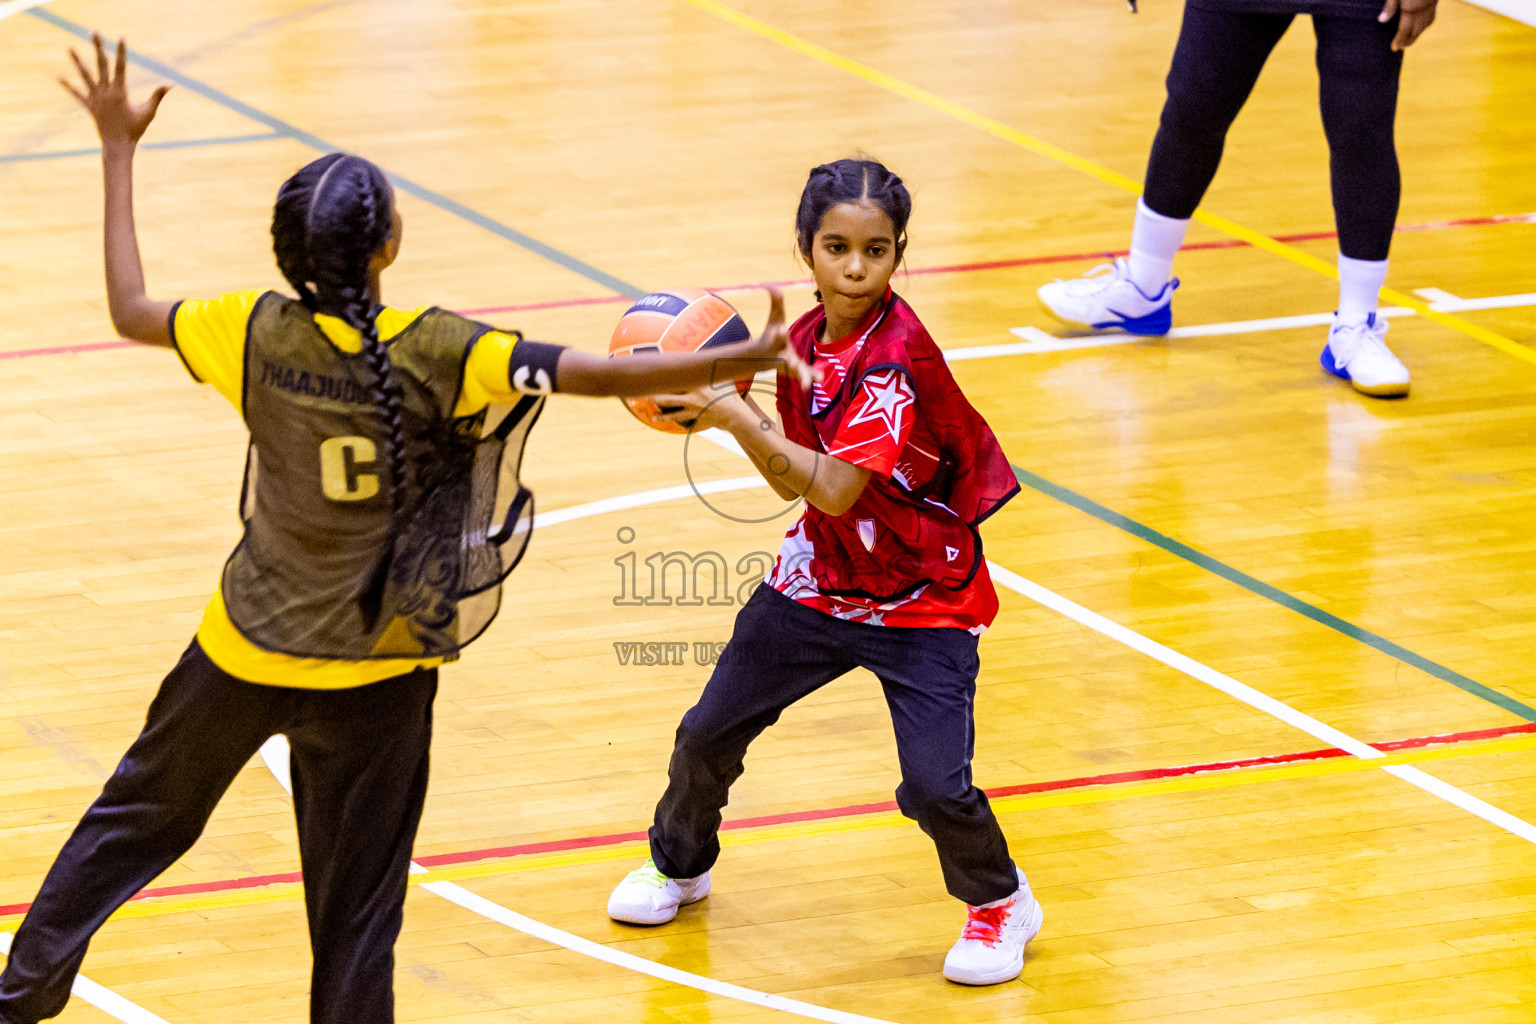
[0, 131, 281, 163]
[29, 6, 645, 299]
[29, 8, 1532, 726]
[1010, 465, 1536, 723]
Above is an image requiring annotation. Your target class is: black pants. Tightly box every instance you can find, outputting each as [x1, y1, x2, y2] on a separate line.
[0, 641, 437, 1024]
[1144, 4, 1403, 261]
[650, 585, 1017, 907]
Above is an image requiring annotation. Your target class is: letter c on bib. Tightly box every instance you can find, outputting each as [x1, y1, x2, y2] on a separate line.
[319, 436, 380, 501]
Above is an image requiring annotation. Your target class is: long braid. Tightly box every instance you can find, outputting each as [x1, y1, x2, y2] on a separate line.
[274, 153, 401, 627]
[358, 303, 406, 527]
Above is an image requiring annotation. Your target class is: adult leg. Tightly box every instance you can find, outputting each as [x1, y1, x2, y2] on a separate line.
[1314, 13, 1410, 395]
[0, 643, 292, 1024]
[649, 586, 857, 879]
[863, 627, 1016, 907]
[284, 666, 437, 1024]
[1038, 6, 1292, 331]
[1142, 5, 1294, 222]
[1316, 12, 1402, 268]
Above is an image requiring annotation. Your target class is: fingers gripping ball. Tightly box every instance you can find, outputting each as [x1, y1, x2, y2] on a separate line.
[608, 289, 753, 433]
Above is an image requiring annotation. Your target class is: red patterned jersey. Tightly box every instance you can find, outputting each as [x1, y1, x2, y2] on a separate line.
[765, 292, 1019, 633]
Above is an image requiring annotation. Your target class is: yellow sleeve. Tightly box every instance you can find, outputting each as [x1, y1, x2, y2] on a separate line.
[455, 330, 564, 416]
[170, 290, 263, 408]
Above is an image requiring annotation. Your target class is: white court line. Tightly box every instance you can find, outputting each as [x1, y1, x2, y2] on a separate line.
[532, 476, 763, 529]
[251, 449, 1536, 1015]
[1431, 291, 1536, 313]
[985, 564, 1536, 845]
[1463, 0, 1536, 28]
[994, 288, 1536, 355]
[0, 0, 52, 22]
[680, 438, 1536, 847]
[255, 736, 897, 1024]
[0, 933, 173, 1024]
[422, 883, 897, 1024]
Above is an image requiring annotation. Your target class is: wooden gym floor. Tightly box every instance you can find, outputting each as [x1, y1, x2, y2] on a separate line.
[2, 0, 1535, 1021]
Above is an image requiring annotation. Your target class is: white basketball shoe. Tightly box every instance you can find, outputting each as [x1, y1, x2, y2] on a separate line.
[607, 856, 711, 925]
[1037, 258, 1177, 335]
[942, 868, 1043, 985]
[1321, 312, 1410, 397]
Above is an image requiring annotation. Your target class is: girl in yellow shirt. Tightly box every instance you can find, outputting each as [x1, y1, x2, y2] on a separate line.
[0, 36, 801, 1024]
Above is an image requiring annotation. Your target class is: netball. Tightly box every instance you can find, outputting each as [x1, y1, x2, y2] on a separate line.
[608, 289, 752, 433]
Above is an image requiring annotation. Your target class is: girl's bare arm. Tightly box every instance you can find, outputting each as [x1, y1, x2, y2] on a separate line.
[62, 36, 175, 346]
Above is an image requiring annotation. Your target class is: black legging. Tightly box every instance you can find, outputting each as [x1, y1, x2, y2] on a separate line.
[1143, 4, 1404, 261]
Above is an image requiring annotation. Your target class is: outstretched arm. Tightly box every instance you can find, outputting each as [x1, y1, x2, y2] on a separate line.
[61, 35, 175, 346]
[554, 288, 814, 397]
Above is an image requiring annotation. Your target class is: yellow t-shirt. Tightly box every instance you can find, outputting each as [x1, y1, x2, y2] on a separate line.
[171, 290, 539, 689]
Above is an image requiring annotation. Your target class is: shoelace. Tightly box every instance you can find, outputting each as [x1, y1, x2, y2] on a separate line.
[960, 900, 1015, 947]
[1062, 259, 1131, 295]
[1332, 315, 1392, 362]
[627, 857, 670, 889]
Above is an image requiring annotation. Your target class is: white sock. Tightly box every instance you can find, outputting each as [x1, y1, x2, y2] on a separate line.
[1337, 253, 1389, 322]
[1127, 198, 1189, 297]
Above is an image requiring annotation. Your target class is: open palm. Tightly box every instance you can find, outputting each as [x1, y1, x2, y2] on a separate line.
[61, 34, 169, 145]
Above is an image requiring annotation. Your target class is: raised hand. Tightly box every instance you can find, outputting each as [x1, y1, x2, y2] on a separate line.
[60, 34, 170, 146]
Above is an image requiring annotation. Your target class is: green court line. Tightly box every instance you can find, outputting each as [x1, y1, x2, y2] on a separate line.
[27, 4, 1530, 726]
[30, 6, 645, 299]
[0, 132, 281, 163]
[1011, 464, 1536, 723]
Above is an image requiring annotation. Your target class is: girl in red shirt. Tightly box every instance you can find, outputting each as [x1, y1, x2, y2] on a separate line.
[608, 158, 1043, 986]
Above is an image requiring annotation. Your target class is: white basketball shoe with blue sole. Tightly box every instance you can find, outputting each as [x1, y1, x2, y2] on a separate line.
[1037, 258, 1176, 335]
[1321, 312, 1410, 397]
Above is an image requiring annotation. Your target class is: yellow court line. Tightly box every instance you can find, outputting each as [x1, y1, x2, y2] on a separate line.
[8, 731, 1531, 927]
[678, 0, 1536, 367]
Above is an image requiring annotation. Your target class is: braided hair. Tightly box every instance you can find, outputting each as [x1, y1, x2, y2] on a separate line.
[794, 157, 912, 286]
[271, 153, 404, 627]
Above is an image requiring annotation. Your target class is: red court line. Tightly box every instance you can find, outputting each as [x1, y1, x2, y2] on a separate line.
[9, 210, 1517, 355]
[460, 210, 1536, 318]
[3, 718, 1531, 919]
[0, 340, 137, 361]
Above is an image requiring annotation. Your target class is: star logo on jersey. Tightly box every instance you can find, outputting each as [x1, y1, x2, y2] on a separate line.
[845, 372, 914, 442]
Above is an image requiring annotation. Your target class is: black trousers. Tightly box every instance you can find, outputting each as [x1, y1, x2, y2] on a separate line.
[650, 585, 1017, 907]
[1144, 3, 1404, 261]
[0, 641, 437, 1024]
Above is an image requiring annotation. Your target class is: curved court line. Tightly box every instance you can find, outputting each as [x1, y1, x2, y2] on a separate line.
[1007, 464, 1536, 723]
[232, 475, 1534, 1016]
[678, 0, 1536, 367]
[0, 933, 172, 1024]
[6, 718, 1531, 925]
[28, 7, 645, 299]
[421, 883, 899, 1024]
[256, 736, 897, 1024]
